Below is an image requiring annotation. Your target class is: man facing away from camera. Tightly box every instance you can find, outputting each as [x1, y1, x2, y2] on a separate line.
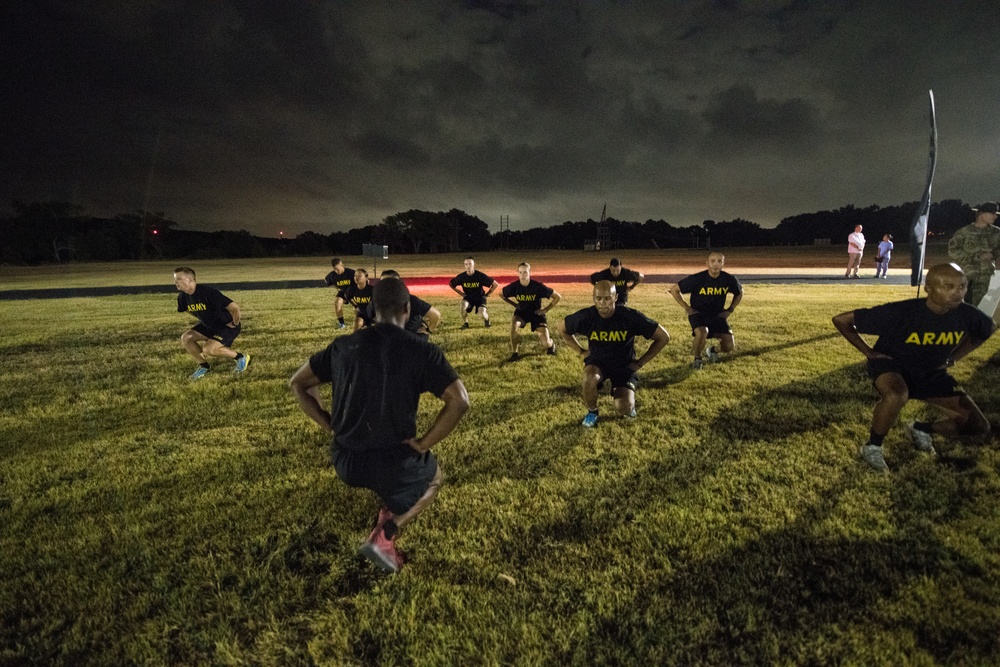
[289, 278, 469, 572]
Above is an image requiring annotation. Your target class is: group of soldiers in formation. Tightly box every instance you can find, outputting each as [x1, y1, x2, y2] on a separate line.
[173, 202, 1000, 573]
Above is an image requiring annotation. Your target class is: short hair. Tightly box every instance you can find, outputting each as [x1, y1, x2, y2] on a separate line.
[373, 276, 410, 317]
[355, 268, 368, 278]
[331, 257, 342, 267]
[884, 233, 893, 240]
[174, 267, 196, 279]
[610, 258, 621, 267]
[380, 269, 401, 279]
[518, 262, 530, 270]
[465, 256, 475, 261]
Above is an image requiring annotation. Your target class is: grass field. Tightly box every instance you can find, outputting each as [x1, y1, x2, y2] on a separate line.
[2, 252, 999, 666]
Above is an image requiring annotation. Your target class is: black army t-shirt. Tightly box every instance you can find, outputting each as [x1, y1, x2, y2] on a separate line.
[589, 267, 640, 304]
[309, 324, 459, 451]
[853, 299, 994, 371]
[676, 270, 743, 316]
[449, 271, 494, 298]
[563, 305, 659, 368]
[502, 279, 554, 317]
[324, 268, 355, 291]
[364, 295, 433, 333]
[177, 285, 233, 331]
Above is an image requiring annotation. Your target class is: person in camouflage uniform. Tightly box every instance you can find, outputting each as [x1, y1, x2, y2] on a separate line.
[948, 202, 1000, 305]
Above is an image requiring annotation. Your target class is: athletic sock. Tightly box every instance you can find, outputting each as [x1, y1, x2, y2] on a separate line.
[913, 421, 933, 434]
[382, 519, 399, 540]
[199, 362, 210, 369]
[338, 317, 345, 324]
[868, 431, 885, 447]
[234, 353, 244, 361]
[588, 409, 598, 416]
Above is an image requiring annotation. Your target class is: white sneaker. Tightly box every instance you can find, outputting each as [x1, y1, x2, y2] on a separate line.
[905, 422, 935, 454]
[859, 444, 889, 473]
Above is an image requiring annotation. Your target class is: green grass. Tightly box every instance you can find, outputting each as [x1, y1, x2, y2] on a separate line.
[2, 266, 999, 665]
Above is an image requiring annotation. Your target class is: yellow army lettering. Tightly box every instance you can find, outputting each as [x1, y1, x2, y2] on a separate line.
[589, 330, 629, 342]
[698, 287, 730, 296]
[463, 282, 480, 289]
[515, 294, 534, 302]
[186, 303, 207, 312]
[903, 331, 965, 345]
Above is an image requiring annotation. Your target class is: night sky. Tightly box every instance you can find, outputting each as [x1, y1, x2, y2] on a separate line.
[3, 1, 998, 236]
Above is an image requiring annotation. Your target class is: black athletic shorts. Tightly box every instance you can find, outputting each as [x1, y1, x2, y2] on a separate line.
[192, 322, 240, 348]
[513, 310, 547, 331]
[464, 294, 487, 313]
[584, 358, 639, 392]
[332, 445, 438, 515]
[688, 312, 732, 337]
[866, 358, 964, 400]
[335, 288, 349, 302]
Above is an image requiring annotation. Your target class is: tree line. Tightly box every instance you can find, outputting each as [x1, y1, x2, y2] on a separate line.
[0, 199, 979, 265]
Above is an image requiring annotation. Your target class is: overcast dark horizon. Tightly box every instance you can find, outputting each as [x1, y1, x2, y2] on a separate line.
[3, 1, 998, 237]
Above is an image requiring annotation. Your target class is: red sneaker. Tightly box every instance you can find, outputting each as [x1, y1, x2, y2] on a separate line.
[366, 507, 395, 543]
[359, 529, 402, 573]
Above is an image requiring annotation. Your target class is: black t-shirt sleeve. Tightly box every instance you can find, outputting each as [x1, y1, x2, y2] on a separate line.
[421, 343, 460, 398]
[539, 282, 554, 299]
[480, 272, 494, 287]
[449, 274, 462, 288]
[411, 296, 432, 318]
[501, 282, 516, 299]
[563, 309, 586, 336]
[589, 271, 602, 284]
[628, 309, 659, 339]
[324, 271, 337, 286]
[308, 343, 335, 383]
[730, 274, 744, 296]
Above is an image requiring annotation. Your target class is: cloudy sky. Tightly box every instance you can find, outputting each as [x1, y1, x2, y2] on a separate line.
[3, 0, 998, 236]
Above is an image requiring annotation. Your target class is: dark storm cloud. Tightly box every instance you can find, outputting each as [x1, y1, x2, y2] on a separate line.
[2, 0, 997, 234]
[703, 85, 821, 148]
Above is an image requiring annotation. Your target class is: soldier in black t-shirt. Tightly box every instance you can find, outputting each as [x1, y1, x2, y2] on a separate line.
[668, 252, 743, 369]
[363, 270, 442, 337]
[324, 258, 356, 330]
[559, 281, 670, 427]
[449, 257, 499, 329]
[500, 262, 562, 361]
[833, 263, 996, 473]
[290, 278, 469, 573]
[589, 258, 644, 305]
[173, 267, 250, 380]
[344, 269, 374, 331]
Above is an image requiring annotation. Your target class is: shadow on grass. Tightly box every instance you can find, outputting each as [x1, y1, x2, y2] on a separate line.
[705, 364, 869, 442]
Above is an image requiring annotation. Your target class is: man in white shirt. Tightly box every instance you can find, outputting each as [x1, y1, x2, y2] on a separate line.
[846, 225, 866, 279]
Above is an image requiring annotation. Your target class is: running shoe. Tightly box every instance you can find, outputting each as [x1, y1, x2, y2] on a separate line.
[905, 422, 935, 454]
[336, 321, 347, 329]
[546, 344, 557, 356]
[691, 358, 704, 370]
[706, 346, 718, 364]
[190, 366, 210, 380]
[859, 444, 889, 473]
[358, 530, 402, 573]
[507, 352, 520, 362]
[461, 322, 470, 330]
[484, 319, 491, 328]
[581, 411, 599, 428]
[233, 354, 250, 374]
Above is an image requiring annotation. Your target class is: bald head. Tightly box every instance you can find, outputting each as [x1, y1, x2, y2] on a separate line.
[593, 280, 616, 298]
[925, 263, 966, 288]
